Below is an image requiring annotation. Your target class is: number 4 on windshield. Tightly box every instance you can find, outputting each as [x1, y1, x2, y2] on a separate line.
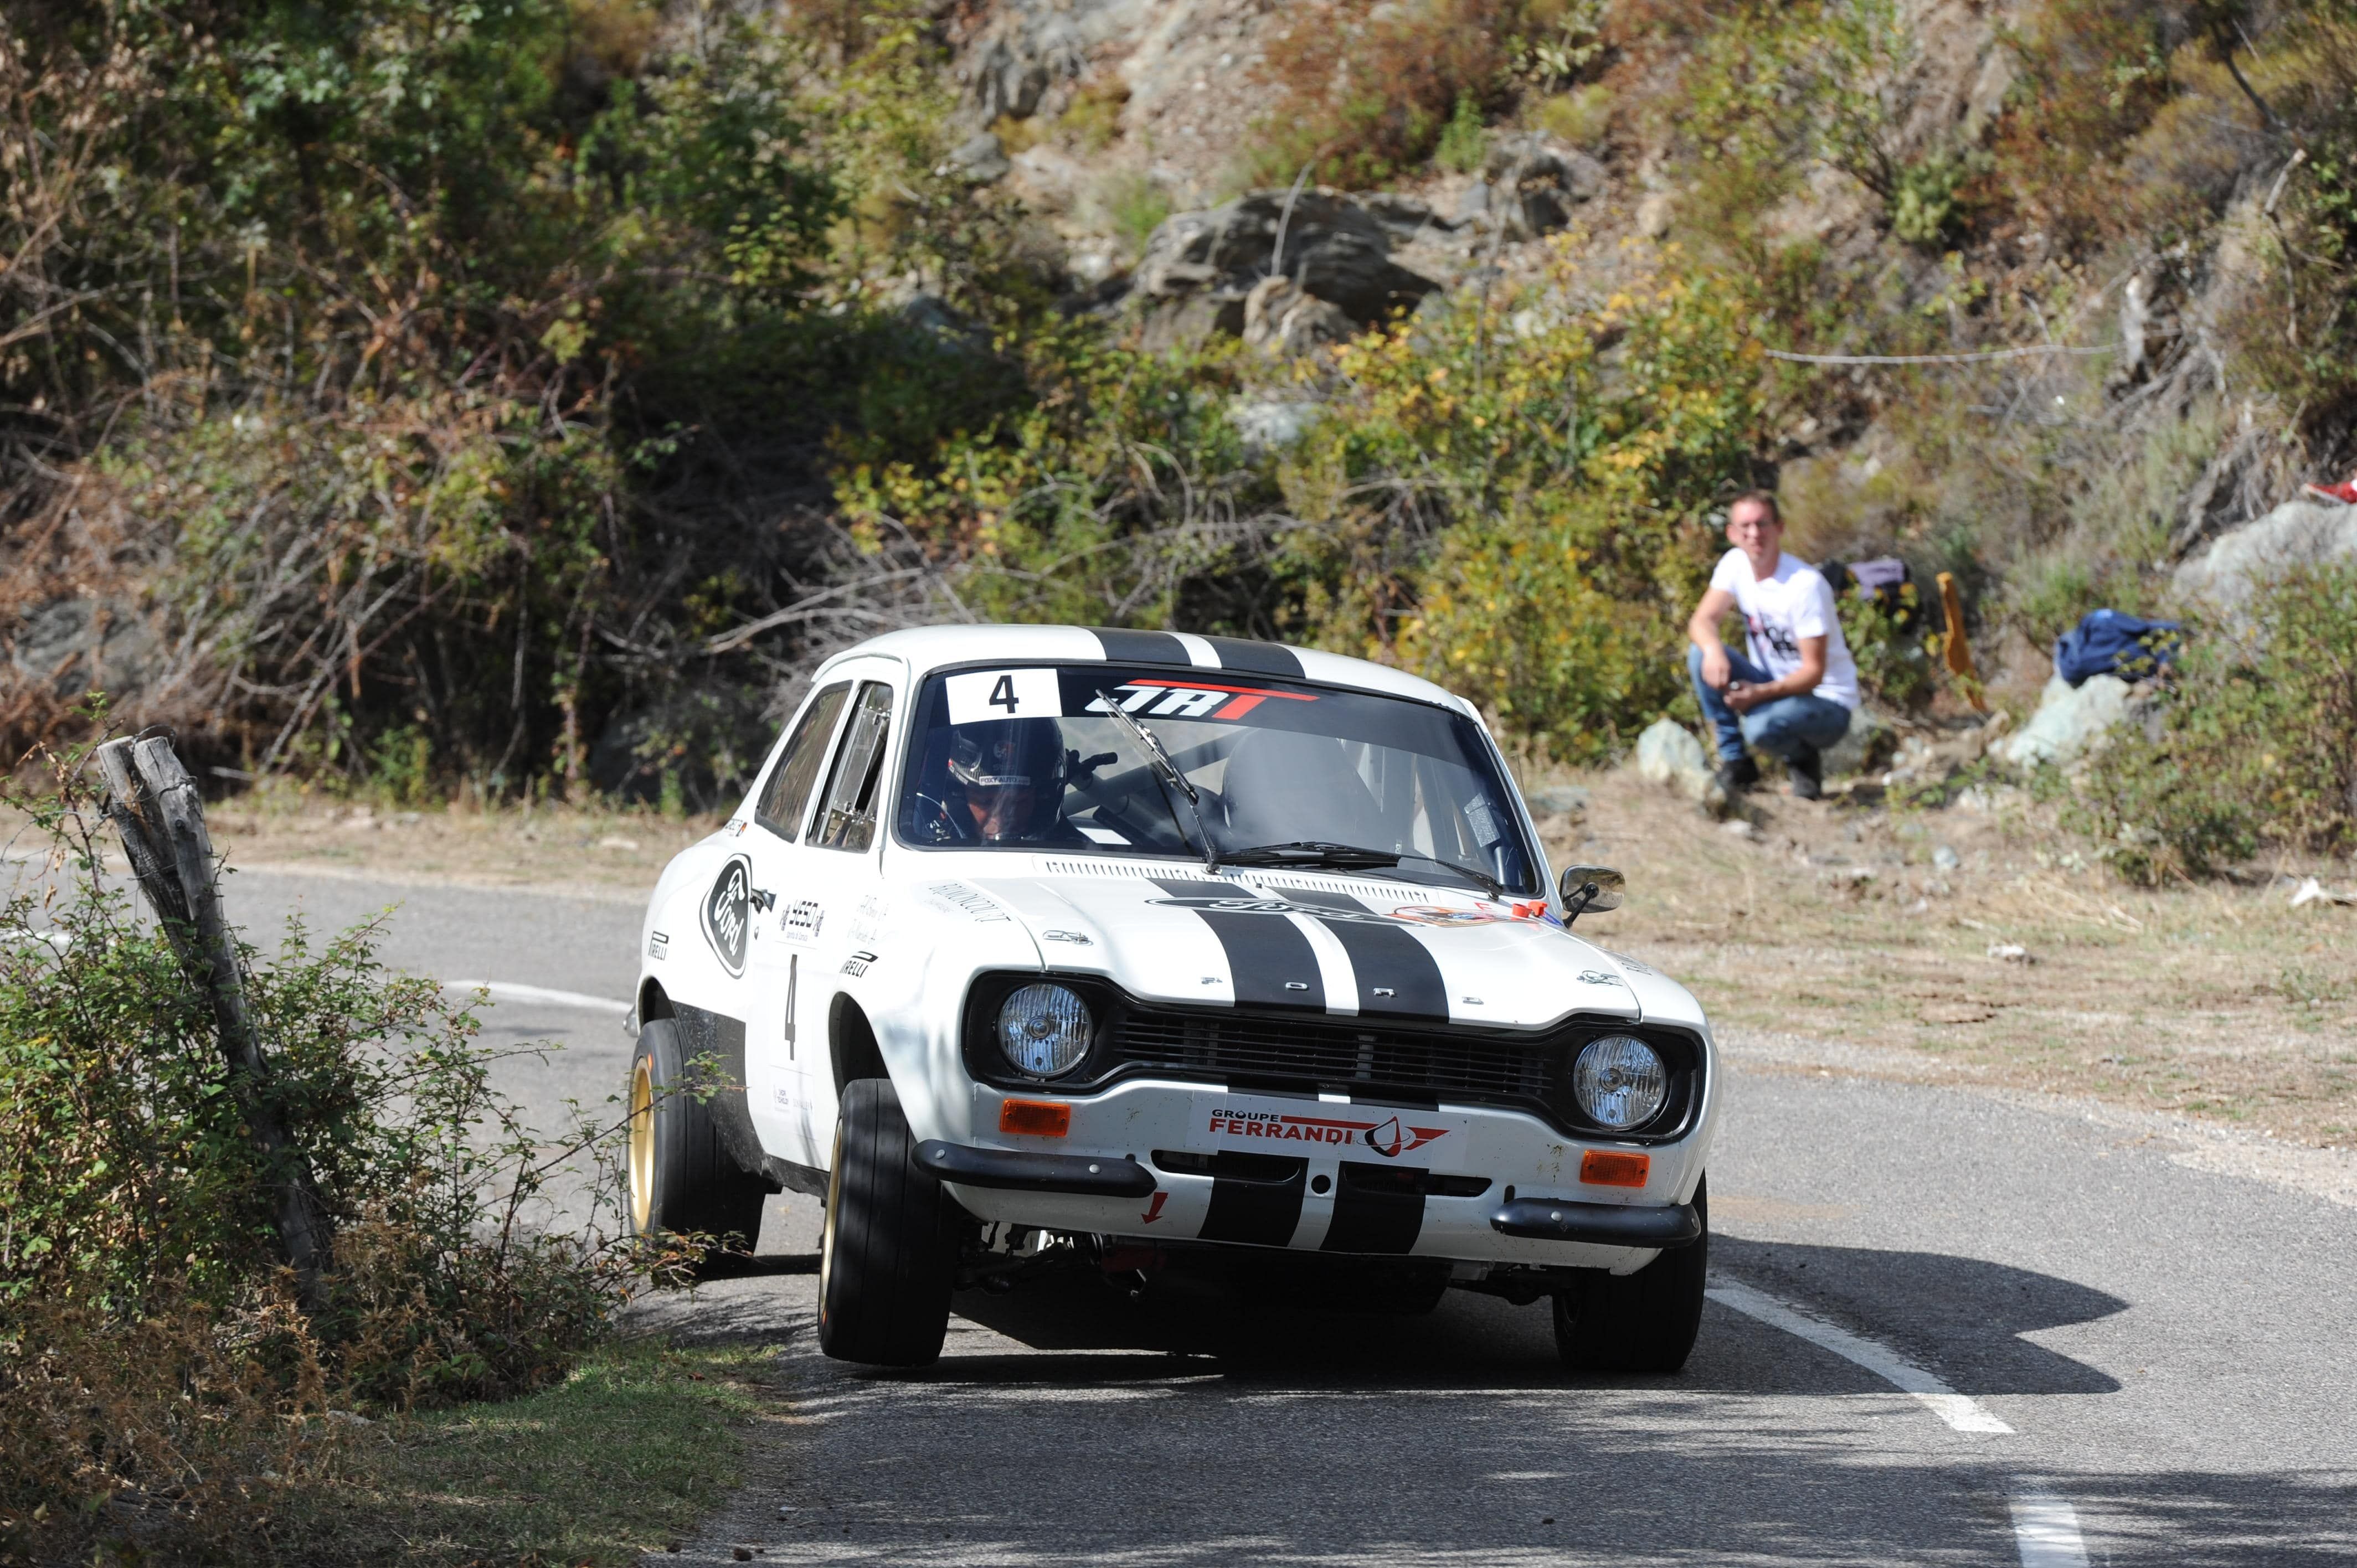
[945, 668, 1062, 725]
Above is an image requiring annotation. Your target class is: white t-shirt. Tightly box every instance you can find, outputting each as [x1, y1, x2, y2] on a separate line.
[1708, 548, 1861, 710]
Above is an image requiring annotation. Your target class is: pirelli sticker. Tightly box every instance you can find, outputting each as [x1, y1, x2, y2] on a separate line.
[1185, 1091, 1474, 1172]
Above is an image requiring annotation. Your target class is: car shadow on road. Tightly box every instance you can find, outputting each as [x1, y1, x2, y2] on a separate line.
[1713, 1235, 2127, 1395]
[898, 1237, 2126, 1401]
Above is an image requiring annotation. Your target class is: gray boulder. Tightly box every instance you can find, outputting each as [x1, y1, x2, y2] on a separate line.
[1526, 783, 1592, 817]
[1476, 136, 1609, 237]
[2174, 497, 2357, 617]
[1134, 190, 1440, 347]
[1634, 718, 1728, 812]
[1821, 705, 1895, 778]
[944, 132, 1011, 185]
[1241, 275, 1354, 356]
[1997, 674, 2134, 770]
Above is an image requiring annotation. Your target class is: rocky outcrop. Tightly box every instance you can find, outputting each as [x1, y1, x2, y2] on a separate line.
[1133, 189, 1441, 349]
[1459, 136, 1609, 239]
[956, 0, 1150, 123]
[2175, 497, 2357, 613]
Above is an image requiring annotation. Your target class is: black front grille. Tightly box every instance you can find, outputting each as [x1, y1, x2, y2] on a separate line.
[959, 971, 1701, 1142]
[1111, 1011, 1555, 1103]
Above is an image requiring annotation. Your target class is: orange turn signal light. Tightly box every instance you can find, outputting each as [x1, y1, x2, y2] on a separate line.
[999, 1098, 1072, 1138]
[1580, 1150, 1650, 1188]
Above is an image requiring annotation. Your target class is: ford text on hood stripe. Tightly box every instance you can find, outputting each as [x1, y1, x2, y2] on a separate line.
[966, 866, 1646, 1029]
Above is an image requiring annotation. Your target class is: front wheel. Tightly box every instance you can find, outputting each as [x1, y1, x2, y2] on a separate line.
[627, 1019, 768, 1262]
[1552, 1174, 1708, 1374]
[817, 1078, 959, 1367]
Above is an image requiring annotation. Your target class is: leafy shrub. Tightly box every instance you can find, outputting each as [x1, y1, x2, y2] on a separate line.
[1059, 76, 1131, 152]
[2067, 566, 2357, 881]
[1098, 172, 1175, 257]
[0, 763, 679, 1561]
[1835, 581, 1937, 710]
[1890, 149, 1988, 246]
[1435, 94, 1491, 173]
[0, 0, 985, 795]
[1532, 82, 1614, 147]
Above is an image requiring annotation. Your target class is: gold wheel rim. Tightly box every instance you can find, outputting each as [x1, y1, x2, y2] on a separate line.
[818, 1120, 844, 1327]
[628, 1058, 656, 1234]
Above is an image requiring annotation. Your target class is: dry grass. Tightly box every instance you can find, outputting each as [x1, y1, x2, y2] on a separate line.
[1537, 769, 2357, 1151]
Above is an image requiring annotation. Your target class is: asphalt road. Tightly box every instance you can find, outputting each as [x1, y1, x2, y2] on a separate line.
[218, 867, 2357, 1566]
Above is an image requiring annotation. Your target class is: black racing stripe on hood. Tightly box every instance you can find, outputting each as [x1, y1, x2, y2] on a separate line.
[1202, 911, 1324, 1009]
[1198, 636, 1303, 677]
[1150, 876, 1239, 899]
[1200, 1164, 1306, 1247]
[1321, 1162, 1425, 1255]
[1146, 876, 1324, 1009]
[1278, 888, 1450, 1020]
[1090, 627, 1191, 666]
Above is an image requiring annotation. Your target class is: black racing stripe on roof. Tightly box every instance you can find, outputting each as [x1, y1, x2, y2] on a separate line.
[1198, 636, 1304, 677]
[1089, 627, 1192, 666]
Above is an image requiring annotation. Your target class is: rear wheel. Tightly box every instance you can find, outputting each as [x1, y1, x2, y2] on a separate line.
[817, 1078, 959, 1367]
[626, 1019, 768, 1261]
[1552, 1174, 1708, 1374]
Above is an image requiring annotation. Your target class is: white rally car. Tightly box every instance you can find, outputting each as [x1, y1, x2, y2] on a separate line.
[624, 625, 1720, 1370]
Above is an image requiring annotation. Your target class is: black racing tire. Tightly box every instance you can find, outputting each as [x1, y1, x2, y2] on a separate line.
[817, 1078, 959, 1368]
[626, 1019, 768, 1260]
[1552, 1173, 1708, 1374]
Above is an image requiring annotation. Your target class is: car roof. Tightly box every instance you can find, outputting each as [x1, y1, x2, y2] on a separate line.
[815, 625, 1476, 716]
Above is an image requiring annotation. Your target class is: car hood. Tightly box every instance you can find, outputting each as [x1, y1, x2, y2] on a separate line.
[932, 861, 1659, 1031]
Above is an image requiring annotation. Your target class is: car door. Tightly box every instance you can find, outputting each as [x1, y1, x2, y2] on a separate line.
[739, 679, 855, 1172]
[790, 668, 901, 1160]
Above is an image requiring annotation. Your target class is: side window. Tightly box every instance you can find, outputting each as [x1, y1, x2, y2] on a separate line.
[755, 682, 852, 842]
[812, 682, 894, 853]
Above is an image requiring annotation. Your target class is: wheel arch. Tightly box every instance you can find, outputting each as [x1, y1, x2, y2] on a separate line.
[830, 992, 887, 1094]
[637, 977, 675, 1028]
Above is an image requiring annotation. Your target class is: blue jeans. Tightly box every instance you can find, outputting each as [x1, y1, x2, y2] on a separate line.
[1686, 643, 1852, 764]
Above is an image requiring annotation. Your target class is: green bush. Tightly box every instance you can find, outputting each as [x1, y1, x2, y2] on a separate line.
[1835, 581, 1937, 710]
[1435, 94, 1491, 173]
[2067, 566, 2357, 881]
[0, 762, 682, 1561]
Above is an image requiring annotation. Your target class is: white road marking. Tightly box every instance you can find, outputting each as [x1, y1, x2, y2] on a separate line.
[2009, 1488, 2091, 1566]
[1706, 1279, 2015, 1433]
[444, 979, 632, 1015]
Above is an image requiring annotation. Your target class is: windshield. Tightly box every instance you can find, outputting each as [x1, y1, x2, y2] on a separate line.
[893, 663, 1540, 898]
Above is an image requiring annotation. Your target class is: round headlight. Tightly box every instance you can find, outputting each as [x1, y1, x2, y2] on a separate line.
[1571, 1035, 1669, 1129]
[997, 983, 1093, 1078]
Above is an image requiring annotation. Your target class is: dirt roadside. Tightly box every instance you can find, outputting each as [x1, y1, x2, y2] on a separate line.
[1541, 769, 2357, 1162]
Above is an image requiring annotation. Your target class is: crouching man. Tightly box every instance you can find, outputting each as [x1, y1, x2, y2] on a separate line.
[1685, 491, 1860, 801]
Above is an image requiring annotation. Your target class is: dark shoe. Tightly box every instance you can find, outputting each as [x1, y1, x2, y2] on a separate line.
[1788, 747, 1824, 801]
[1714, 755, 1761, 795]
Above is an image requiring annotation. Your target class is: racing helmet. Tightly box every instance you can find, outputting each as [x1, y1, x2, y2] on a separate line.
[945, 716, 1067, 838]
[948, 717, 1066, 791]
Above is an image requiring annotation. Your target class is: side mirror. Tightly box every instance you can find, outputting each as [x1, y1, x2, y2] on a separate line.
[1557, 865, 1625, 922]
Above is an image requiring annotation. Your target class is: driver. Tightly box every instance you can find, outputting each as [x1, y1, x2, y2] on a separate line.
[937, 717, 1078, 844]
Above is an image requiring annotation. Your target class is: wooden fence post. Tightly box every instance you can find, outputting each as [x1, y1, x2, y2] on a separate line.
[95, 734, 326, 1304]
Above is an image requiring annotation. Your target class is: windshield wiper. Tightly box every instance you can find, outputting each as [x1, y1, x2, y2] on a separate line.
[1396, 852, 1510, 902]
[1222, 840, 1510, 901]
[1221, 840, 1401, 870]
[1094, 689, 1219, 870]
